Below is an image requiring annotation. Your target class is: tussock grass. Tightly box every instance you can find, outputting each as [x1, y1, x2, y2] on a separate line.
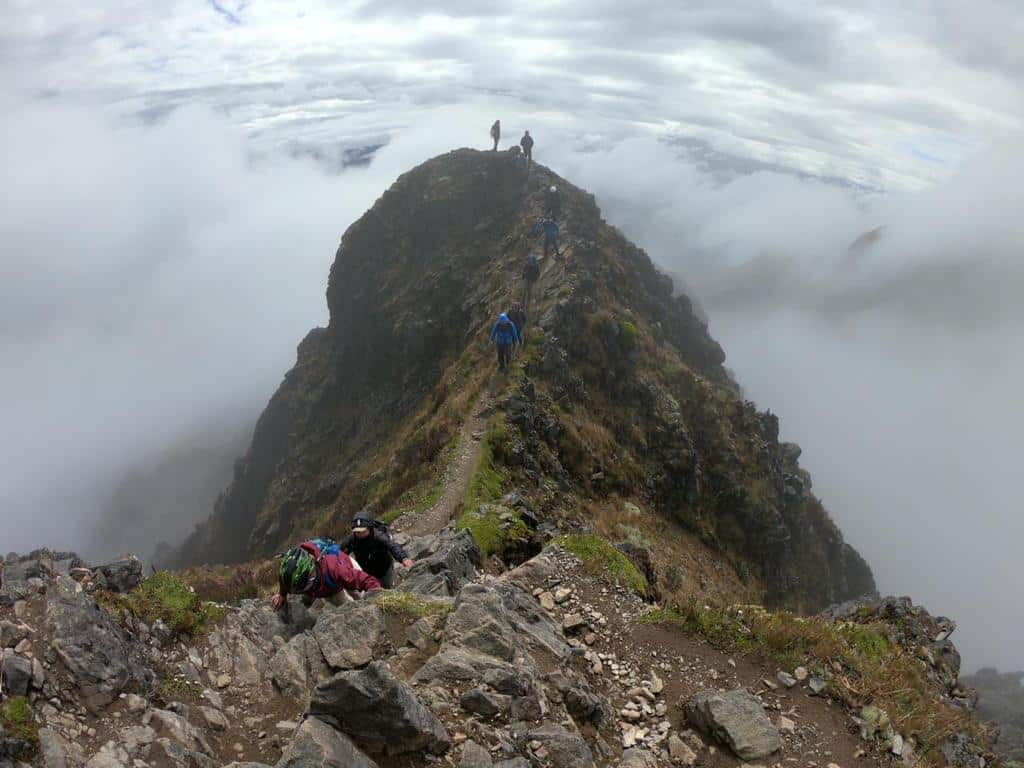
[556, 534, 647, 596]
[375, 591, 452, 619]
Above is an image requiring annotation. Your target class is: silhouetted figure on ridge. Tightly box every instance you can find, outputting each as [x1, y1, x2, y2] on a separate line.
[520, 130, 534, 167]
[490, 119, 501, 151]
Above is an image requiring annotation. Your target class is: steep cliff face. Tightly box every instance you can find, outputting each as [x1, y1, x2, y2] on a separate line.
[177, 148, 873, 611]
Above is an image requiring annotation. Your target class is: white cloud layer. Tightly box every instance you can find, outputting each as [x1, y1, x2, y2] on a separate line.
[2, 2, 1023, 672]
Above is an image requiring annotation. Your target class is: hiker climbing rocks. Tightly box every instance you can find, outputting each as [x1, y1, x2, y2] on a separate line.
[545, 185, 561, 220]
[340, 511, 415, 588]
[520, 130, 534, 167]
[490, 311, 521, 371]
[533, 215, 561, 259]
[490, 119, 501, 151]
[272, 538, 380, 611]
[522, 253, 541, 308]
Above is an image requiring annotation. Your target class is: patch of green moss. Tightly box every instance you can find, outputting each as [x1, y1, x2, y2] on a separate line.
[0, 696, 38, 748]
[556, 534, 647, 596]
[103, 572, 225, 636]
[375, 591, 452, 618]
[457, 504, 529, 558]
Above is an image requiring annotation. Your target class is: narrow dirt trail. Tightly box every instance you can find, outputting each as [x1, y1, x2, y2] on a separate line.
[394, 375, 500, 538]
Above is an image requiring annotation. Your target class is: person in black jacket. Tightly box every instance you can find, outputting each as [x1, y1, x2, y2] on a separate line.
[340, 511, 414, 588]
[520, 130, 534, 167]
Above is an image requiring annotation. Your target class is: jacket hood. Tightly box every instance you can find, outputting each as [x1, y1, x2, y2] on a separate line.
[499, 313, 510, 322]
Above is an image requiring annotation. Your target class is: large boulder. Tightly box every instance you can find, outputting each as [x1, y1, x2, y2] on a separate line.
[684, 689, 781, 760]
[312, 603, 383, 670]
[276, 717, 377, 768]
[269, 636, 310, 699]
[310, 661, 450, 756]
[45, 576, 151, 711]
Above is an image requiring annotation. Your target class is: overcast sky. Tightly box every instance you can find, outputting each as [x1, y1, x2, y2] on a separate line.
[2, 1, 1023, 671]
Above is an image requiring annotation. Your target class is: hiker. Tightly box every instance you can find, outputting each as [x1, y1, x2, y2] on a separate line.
[545, 185, 561, 220]
[271, 537, 380, 612]
[340, 511, 415, 588]
[508, 302, 527, 338]
[509, 144, 527, 171]
[522, 253, 541, 307]
[520, 130, 534, 167]
[533, 215, 561, 259]
[490, 311, 521, 371]
[490, 119, 501, 151]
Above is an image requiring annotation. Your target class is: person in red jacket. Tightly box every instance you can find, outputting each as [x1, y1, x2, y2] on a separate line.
[271, 538, 381, 611]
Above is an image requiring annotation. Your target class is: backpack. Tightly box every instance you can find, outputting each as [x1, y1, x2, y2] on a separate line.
[305, 538, 342, 591]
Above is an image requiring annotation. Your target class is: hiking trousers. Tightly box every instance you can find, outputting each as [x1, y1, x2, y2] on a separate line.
[544, 235, 559, 259]
[497, 343, 513, 370]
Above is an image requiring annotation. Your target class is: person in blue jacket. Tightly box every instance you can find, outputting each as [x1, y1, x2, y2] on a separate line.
[533, 215, 561, 259]
[490, 312, 521, 371]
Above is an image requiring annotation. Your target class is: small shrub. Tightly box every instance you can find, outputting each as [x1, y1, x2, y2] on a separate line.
[556, 534, 647, 596]
[104, 571, 225, 636]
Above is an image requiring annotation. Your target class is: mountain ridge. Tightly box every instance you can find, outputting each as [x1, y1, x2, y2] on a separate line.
[174, 147, 873, 613]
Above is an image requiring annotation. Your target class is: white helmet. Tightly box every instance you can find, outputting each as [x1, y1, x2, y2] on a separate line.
[549, 186, 557, 193]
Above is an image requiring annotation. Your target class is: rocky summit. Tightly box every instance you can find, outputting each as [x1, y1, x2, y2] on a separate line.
[0, 150, 998, 768]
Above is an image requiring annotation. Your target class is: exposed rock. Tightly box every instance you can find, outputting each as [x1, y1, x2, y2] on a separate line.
[459, 687, 511, 718]
[524, 724, 594, 768]
[37, 728, 70, 768]
[459, 740, 494, 768]
[0, 622, 30, 649]
[92, 556, 143, 593]
[668, 734, 697, 765]
[310, 661, 450, 756]
[277, 717, 378, 768]
[45, 576, 151, 711]
[776, 671, 796, 688]
[442, 584, 515, 660]
[619, 748, 658, 767]
[684, 689, 781, 760]
[147, 737, 217, 768]
[401, 530, 480, 597]
[148, 709, 213, 756]
[269, 635, 309, 698]
[0, 653, 31, 697]
[312, 603, 384, 670]
[119, 724, 156, 757]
